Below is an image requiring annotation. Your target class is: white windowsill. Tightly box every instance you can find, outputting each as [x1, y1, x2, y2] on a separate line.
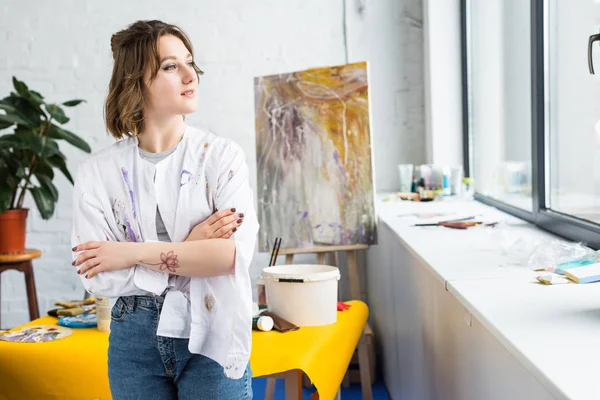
[376, 192, 599, 400]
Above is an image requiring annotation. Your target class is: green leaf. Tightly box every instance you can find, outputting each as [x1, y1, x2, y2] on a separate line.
[35, 174, 58, 202]
[35, 136, 60, 158]
[48, 124, 91, 153]
[0, 120, 13, 130]
[1, 132, 60, 157]
[0, 93, 46, 126]
[0, 148, 22, 173]
[0, 164, 13, 213]
[25, 91, 44, 108]
[44, 104, 69, 124]
[15, 166, 27, 180]
[47, 155, 74, 184]
[12, 77, 29, 97]
[30, 186, 55, 220]
[30, 90, 44, 100]
[35, 158, 55, 180]
[0, 134, 29, 150]
[0, 183, 12, 214]
[0, 110, 33, 127]
[62, 99, 86, 107]
[13, 125, 38, 136]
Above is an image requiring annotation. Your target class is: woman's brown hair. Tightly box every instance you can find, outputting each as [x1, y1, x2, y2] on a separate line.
[104, 20, 203, 139]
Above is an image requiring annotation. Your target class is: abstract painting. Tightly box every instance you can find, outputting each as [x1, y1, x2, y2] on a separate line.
[254, 62, 376, 252]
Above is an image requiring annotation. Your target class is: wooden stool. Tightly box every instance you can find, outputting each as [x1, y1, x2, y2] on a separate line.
[0, 249, 42, 329]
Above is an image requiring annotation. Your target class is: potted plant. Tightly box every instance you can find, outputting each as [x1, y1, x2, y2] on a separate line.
[0, 77, 91, 254]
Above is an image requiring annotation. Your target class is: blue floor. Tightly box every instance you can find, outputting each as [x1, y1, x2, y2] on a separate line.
[252, 377, 390, 399]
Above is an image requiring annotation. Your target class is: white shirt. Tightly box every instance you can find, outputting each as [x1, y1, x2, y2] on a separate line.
[71, 125, 259, 379]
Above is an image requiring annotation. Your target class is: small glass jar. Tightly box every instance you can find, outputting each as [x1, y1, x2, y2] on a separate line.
[96, 297, 111, 333]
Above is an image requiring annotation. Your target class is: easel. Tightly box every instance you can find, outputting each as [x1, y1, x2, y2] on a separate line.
[264, 244, 373, 400]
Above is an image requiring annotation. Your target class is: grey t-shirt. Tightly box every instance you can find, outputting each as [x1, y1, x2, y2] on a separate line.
[138, 146, 178, 242]
[138, 145, 190, 294]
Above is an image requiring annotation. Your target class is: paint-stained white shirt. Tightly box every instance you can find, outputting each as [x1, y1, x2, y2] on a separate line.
[70, 125, 259, 378]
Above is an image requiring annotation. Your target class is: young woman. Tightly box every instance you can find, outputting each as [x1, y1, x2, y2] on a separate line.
[70, 20, 258, 399]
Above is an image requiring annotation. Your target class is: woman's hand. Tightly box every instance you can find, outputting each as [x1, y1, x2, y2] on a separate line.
[185, 208, 244, 241]
[72, 241, 138, 279]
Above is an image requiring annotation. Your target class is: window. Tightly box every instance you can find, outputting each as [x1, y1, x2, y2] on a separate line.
[463, 0, 600, 247]
[465, 0, 533, 211]
[547, 0, 600, 224]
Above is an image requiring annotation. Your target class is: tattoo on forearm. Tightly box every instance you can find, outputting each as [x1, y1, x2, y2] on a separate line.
[143, 251, 180, 272]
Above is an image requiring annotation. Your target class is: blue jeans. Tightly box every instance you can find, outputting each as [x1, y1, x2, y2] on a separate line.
[108, 295, 253, 400]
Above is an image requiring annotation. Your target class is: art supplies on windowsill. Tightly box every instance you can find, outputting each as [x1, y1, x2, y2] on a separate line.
[536, 262, 600, 285]
[528, 239, 597, 273]
[392, 163, 470, 202]
[554, 257, 598, 275]
[564, 263, 600, 284]
[412, 215, 485, 229]
[535, 273, 571, 285]
[396, 192, 420, 202]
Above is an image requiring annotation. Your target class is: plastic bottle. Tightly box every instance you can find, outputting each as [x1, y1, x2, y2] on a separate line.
[442, 167, 451, 196]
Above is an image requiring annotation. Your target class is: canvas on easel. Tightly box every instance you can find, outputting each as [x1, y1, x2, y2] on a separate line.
[254, 61, 377, 253]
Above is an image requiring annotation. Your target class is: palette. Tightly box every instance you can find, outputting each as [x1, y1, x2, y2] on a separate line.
[0, 325, 72, 343]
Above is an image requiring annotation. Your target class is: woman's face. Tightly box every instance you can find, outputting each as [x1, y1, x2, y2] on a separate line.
[144, 34, 198, 118]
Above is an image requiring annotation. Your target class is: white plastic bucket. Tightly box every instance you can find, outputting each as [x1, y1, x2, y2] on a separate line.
[262, 264, 341, 327]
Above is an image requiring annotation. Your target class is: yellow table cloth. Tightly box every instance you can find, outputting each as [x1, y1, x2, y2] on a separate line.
[0, 318, 111, 400]
[0, 300, 367, 400]
[250, 300, 368, 399]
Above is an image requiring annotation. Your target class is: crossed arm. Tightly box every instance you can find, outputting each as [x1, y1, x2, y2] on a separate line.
[72, 206, 246, 279]
[72, 238, 236, 279]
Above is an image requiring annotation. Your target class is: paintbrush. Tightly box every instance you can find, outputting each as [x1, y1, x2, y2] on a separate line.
[413, 216, 480, 227]
[272, 238, 282, 265]
[268, 238, 278, 267]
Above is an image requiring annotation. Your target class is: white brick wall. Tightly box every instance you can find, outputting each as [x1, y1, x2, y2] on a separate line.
[0, 0, 424, 329]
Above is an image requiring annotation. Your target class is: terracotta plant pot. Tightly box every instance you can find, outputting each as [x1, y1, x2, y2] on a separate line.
[0, 209, 29, 254]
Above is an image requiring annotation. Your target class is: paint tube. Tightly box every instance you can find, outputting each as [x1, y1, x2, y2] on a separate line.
[252, 315, 274, 332]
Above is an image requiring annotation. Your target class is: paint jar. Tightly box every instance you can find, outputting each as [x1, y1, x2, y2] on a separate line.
[397, 164, 414, 193]
[257, 274, 267, 307]
[252, 315, 274, 332]
[418, 164, 432, 190]
[96, 297, 111, 333]
[430, 165, 443, 190]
